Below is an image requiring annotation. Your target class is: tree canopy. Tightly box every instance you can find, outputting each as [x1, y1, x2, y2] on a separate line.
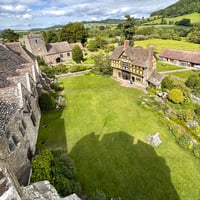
[1, 29, 19, 42]
[72, 45, 83, 63]
[151, 0, 199, 17]
[59, 22, 88, 44]
[122, 15, 135, 46]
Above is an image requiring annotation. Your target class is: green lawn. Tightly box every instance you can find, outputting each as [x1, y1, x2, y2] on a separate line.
[38, 75, 200, 200]
[170, 71, 200, 80]
[156, 62, 184, 72]
[135, 39, 200, 54]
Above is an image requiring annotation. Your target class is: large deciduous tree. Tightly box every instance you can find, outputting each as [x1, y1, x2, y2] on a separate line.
[72, 45, 83, 63]
[92, 53, 112, 76]
[122, 15, 135, 46]
[1, 29, 19, 42]
[59, 22, 88, 44]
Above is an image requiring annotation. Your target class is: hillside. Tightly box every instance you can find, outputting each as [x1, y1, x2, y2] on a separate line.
[146, 12, 200, 25]
[151, 0, 200, 17]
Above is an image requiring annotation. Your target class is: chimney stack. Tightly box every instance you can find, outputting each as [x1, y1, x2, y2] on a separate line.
[123, 40, 130, 49]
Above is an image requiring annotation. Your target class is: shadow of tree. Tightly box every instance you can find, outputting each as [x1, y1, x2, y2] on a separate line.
[70, 132, 180, 200]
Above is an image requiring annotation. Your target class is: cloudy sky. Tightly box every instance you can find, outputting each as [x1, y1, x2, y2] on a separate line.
[0, 0, 178, 30]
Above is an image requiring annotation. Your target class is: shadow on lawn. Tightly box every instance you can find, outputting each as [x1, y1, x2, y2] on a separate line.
[37, 109, 67, 150]
[70, 131, 180, 200]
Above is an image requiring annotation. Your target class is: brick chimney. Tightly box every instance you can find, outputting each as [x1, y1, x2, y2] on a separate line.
[123, 40, 130, 49]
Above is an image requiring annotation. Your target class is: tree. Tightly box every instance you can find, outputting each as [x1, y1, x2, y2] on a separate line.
[39, 91, 56, 111]
[168, 88, 184, 104]
[1, 29, 19, 42]
[185, 74, 200, 89]
[186, 27, 200, 44]
[122, 15, 135, 46]
[46, 29, 58, 43]
[92, 54, 112, 76]
[59, 22, 88, 44]
[161, 77, 174, 90]
[175, 18, 191, 26]
[72, 45, 83, 63]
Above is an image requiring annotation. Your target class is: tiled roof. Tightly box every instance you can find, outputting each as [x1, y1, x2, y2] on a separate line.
[148, 71, 164, 86]
[0, 44, 25, 88]
[110, 46, 154, 67]
[160, 49, 200, 64]
[46, 41, 72, 54]
[0, 100, 17, 136]
[5, 42, 35, 63]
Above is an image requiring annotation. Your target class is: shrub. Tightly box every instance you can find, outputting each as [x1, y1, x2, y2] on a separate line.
[193, 144, 200, 158]
[50, 82, 64, 91]
[39, 91, 56, 111]
[89, 190, 107, 200]
[176, 134, 190, 149]
[53, 64, 69, 74]
[168, 88, 184, 104]
[161, 77, 174, 90]
[72, 45, 84, 63]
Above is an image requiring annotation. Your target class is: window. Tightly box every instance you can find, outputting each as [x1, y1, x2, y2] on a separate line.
[31, 112, 36, 126]
[67, 52, 70, 57]
[60, 54, 63, 58]
[136, 77, 141, 82]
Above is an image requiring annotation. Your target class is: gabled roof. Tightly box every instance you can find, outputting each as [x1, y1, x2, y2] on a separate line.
[148, 71, 164, 86]
[110, 45, 154, 68]
[160, 49, 200, 64]
[46, 41, 72, 54]
[5, 42, 35, 63]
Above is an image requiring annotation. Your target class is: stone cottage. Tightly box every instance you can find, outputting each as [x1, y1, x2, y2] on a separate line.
[24, 33, 84, 65]
[110, 40, 164, 88]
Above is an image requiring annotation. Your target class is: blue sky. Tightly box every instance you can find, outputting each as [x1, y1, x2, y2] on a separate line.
[0, 0, 178, 30]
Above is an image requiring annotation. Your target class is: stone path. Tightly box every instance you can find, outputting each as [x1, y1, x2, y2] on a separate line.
[159, 67, 195, 74]
[112, 77, 147, 93]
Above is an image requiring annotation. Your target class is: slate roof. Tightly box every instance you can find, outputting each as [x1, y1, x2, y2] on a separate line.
[46, 41, 72, 54]
[5, 42, 35, 63]
[0, 100, 17, 136]
[110, 46, 154, 68]
[0, 44, 25, 88]
[160, 49, 200, 64]
[147, 71, 164, 86]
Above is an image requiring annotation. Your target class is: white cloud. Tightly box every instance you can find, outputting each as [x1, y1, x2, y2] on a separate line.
[22, 13, 32, 19]
[0, 0, 179, 30]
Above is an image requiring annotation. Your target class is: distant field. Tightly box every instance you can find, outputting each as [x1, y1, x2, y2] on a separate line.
[145, 12, 200, 25]
[135, 39, 200, 54]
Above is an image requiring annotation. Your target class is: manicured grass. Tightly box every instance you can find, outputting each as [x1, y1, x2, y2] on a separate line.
[170, 71, 200, 80]
[135, 39, 200, 54]
[156, 62, 184, 72]
[38, 75, 200, 200]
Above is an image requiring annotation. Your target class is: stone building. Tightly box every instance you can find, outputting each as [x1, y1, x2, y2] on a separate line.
[110, 40, 164, 88]
[160, 49, 200, 68]
[24, 33, 84, 65]
[0, 41, 81, 199]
